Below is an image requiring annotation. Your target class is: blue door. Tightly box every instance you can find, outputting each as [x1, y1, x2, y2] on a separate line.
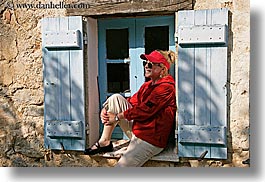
[98, 16, 175, 138]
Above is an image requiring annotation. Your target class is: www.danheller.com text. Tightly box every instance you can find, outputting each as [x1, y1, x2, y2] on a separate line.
[11, 1, 90, 9]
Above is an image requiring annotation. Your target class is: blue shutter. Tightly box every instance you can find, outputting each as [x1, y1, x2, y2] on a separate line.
[42, 16, 86, 151]
[177, 8, 228, 159]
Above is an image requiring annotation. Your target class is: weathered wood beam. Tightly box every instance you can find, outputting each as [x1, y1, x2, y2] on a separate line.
[66, 0, 193, 17]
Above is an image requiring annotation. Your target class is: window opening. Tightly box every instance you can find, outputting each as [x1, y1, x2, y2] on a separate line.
[144, 26, 169, 81]
[145, 26, 169, 54]
[106, 28, 129, 59]
[107, 63, 130, 93]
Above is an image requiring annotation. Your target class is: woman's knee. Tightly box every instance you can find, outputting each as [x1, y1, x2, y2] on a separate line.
[109, 93, 124, 100]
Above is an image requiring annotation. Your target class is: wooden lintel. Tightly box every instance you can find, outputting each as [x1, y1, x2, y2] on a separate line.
[66, 0, 193, 17]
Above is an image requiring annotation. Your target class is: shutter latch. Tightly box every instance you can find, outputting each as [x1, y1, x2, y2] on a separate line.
[199, 151, 208, 161]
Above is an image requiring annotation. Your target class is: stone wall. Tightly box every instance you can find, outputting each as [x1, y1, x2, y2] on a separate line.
[0, 0, 67, 167]
[0, 0, 249, 167]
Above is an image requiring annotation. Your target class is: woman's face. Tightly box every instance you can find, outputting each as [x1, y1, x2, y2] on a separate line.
[143, 60, 164, 81]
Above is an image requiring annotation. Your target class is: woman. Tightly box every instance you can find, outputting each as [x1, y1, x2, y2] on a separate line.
[84, 50, 177, 167]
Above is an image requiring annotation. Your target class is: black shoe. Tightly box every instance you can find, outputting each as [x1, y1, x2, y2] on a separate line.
[84, 141, 113, 155]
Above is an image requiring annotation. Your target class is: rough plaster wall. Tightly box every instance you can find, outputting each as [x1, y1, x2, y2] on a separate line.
[0, 0, 249, 167]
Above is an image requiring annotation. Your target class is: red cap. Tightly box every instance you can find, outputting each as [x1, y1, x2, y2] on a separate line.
[140, 50, 170, 69]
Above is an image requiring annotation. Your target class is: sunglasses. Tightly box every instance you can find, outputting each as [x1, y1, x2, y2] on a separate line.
[142, 61, 162, 69]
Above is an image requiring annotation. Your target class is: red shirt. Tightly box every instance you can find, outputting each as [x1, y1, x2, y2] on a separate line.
[124, 75, 176, 148]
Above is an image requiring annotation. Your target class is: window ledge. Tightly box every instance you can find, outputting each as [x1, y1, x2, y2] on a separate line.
[101, 140, 179, 162]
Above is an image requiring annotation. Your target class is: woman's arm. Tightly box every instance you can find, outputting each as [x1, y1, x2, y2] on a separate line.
[124, 83, 175, 121]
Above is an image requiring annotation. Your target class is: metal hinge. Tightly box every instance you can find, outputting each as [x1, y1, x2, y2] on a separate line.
[174, 32, 178, 43]
[83, 33, 88, 45]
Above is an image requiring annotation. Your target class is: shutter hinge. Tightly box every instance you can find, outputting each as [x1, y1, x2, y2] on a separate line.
[175, 129, 178, 138]
[83, 33, 88, 45]
[174, 32, 178, 44]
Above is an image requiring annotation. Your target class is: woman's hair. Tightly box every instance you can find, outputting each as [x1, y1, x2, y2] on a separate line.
[157, 50, 176, 68]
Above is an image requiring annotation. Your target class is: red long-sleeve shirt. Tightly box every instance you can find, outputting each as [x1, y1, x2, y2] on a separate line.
[124, 75, 176, 148]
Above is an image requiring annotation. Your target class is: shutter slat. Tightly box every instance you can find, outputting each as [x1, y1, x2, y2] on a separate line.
[177, 10, 196, 158]
[68, 16, 86, 150]
[43, 17, 62, 150]
[194, 8, 211, 159]
[208, 9, 228, 159]
[58, 17, 73, 150]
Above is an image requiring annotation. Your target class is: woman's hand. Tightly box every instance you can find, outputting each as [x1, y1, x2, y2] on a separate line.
[106, 112, 116, 125]
[100, 108, 117, 125]
[100, 107, 109, 124]
[103, 112, 117, 125]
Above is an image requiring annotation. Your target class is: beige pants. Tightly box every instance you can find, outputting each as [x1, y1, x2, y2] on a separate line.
[103, 94, 133, 139]
[103, 94, 163, 167]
